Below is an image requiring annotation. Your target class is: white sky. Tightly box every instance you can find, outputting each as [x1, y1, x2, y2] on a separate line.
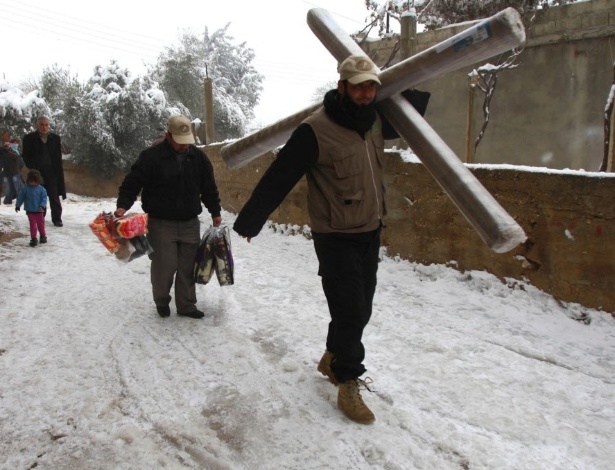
[1, 194, 614, 469]
[0, 0, 373, 125]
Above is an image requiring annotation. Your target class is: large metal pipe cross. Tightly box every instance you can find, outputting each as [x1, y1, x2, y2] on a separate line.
[221, 8, 528, 253]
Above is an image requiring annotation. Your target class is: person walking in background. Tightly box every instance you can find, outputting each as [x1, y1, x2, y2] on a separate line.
[115, 115, 222, 319]
[0, 137, 13, 202]
[1, 138, 25, 205]
[233, 55, 429, 424]
[15, 169, 48, 247]
[22, 116, 66, 227]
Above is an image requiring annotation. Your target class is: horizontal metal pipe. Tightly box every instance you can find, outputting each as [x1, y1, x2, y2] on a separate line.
[221, 8, 525, 170]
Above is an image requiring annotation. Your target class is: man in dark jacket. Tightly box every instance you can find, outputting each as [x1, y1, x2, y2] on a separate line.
[115, 115, 222, 319]
[234, 56, 429, 425]
[22, 116, 66, 227]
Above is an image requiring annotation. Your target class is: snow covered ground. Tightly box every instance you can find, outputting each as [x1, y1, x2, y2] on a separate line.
[1, 195, 614, 470]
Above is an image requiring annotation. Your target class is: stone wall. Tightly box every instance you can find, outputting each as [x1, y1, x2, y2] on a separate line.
[64, 145, 615, 316]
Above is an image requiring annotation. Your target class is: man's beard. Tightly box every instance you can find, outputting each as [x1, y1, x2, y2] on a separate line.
[340, 92, 376, 120]
[338, 89, 377, 133]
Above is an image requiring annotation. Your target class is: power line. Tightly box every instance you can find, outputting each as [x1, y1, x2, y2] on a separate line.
[299, 0, 368, 28]
[0, 1, 168, 52]
[0, 2, 165, 64]
[0, 0, 367, 85]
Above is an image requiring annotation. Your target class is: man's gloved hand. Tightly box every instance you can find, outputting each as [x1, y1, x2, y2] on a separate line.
[401, 89, 431, 117]
[15, 207, 20, 212]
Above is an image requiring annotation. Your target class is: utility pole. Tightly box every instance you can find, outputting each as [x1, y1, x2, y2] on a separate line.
[399, 10, 417, 60]
[203, 64, 215, 144]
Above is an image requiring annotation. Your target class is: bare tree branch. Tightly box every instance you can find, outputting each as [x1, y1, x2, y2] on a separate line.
[600, 62, 615, 172]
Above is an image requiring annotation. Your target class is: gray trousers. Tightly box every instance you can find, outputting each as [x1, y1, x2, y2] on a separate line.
[146, 217, 200, 314]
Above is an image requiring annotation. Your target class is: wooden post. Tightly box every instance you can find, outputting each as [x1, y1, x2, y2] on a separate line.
[400, 13, 417, 61]
[204, 77, 215, 144]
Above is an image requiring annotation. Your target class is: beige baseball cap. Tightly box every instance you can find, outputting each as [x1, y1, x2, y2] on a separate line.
[338, 56, 381, 85]
[167, 115, 195, 145]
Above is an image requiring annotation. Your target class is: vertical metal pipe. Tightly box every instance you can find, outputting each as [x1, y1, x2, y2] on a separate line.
[221, 7, 527, 252]
[307, 7, 526, 252]
[204, 78, 215, 145]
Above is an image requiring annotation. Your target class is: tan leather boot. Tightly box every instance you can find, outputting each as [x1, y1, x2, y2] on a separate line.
[337, 379, 375, 424]
[317, 350, 338, 385]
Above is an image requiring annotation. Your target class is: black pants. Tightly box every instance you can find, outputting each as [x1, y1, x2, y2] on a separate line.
[42, 180, 62, 224]
[312, 227, 381, 382]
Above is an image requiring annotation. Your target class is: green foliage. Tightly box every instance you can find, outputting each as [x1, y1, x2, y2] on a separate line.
[60, 61, 171, 178]
[37, 64, 83, 138]
[154, 24, 264, 140]
[39, 64, 81, 113]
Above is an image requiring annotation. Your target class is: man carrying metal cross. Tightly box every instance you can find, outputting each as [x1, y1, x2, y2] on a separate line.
[234, 55, 429, 424]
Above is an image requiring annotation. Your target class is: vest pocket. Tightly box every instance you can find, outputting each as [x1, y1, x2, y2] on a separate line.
[331, 148, 361, 178]
[330, 189, 372, 229]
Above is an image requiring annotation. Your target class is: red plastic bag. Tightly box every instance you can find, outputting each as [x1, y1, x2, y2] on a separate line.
[89, 212, 153, 262]
[115, 213, 148, 238]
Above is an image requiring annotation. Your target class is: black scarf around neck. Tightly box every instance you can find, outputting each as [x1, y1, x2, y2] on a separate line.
[323, 89, 376, 135]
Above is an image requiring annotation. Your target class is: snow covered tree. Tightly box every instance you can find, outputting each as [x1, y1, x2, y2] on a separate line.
[36, 64, 83, 142]
[63, 61, 176, 178]
[362, 0, 580, 34]
[0, 81, 51, 139]
[38, 65, 81, 113]
[152, 24, 264, 140]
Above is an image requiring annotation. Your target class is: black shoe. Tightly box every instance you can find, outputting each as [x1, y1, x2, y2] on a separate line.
[156, 305, 171, 317]
[29, 238, 38, 247]
[39, 236, 47, 244]
[53, 221, 63, 227]
[178, 309, 205, 319]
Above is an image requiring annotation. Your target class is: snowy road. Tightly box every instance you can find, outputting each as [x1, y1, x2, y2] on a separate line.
[1, 195, 614, 469]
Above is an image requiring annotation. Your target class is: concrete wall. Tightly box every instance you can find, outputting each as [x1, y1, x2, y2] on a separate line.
[64, 146, 615, 316]
[362, 0, 615, 171]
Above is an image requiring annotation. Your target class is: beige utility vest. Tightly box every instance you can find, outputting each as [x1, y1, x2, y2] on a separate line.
[303, 107, 387, 233]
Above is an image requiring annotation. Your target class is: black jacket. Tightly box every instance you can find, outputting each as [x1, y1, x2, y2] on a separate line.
[117, 140, 221, 221]
[22, 131, 66, 198]
[2, 148, 21, 176]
